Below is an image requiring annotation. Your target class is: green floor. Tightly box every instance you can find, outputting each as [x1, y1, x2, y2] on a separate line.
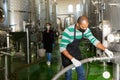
[10, 55, 113, 80]
[0, 41, 113, 80]
[9, 42, 113, 80]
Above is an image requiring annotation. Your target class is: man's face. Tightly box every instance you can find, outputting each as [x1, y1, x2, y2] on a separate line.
[79, 20, 89, 30]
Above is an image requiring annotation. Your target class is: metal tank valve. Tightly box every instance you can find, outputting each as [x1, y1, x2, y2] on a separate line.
[107, 30, 120, 43]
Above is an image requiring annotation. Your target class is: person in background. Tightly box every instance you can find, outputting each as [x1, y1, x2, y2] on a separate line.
[42, 23, 55, 66]
[59, 15, 113, 80]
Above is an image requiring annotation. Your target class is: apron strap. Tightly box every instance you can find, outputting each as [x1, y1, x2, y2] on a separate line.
[74, 25, 76, 40]
[74, 25, 84, 40]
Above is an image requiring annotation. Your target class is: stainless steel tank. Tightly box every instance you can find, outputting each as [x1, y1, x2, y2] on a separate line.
[37, 0, 57, 30]
[8, 0, 31, 32]
[97, 0, 120, 53]
[0, 0, 9, 28]
[57, 17, 62, 33]
[78, 0, 90, 17]
[35, 0, 41, 21]
[64, 15, 74, 28]
[37, 0, 47, 30]
[82, 0, 120, 80]
[103, 0, 120, 30]
[79, 0, 99, 26]
[51, 0, 57, 30]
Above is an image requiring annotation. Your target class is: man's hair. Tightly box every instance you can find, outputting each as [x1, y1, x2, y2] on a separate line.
[77, 15, 88, 24]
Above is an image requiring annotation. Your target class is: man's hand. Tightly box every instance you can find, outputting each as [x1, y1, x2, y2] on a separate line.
[71, 58, 81, 67]
[104, 49, 113, 58]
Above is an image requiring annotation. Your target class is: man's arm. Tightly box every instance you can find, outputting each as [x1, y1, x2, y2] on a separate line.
[62, 50, 73, 60]
[62, 50, 82, 67]
[96, 42, 113, 58]
[84, 28, 113, 58]
[60, 28, 73, 59]
[96, 42, 106, 51]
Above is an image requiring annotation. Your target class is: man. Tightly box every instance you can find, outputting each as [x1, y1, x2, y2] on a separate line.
[59, 15, 113, 80]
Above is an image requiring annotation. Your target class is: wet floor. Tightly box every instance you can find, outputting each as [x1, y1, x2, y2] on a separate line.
[1, 41, 113, 80]
[10, 56, 113, 80]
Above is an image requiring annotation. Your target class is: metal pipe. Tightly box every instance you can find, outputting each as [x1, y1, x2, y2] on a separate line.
[101, 0, 103, 21]
[4, 33, 10, 80]
[4, 55, 8, 80]
[52, 56, 113, 80]
[0, 51, 12, 56]
[26, 26, 30, 64]
[113, 64, 119, 80]
[0, 51, 12, 80]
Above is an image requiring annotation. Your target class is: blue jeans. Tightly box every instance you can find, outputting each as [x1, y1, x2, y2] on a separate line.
[65, 65, 85, 80]
[47, 53, 51, 62]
